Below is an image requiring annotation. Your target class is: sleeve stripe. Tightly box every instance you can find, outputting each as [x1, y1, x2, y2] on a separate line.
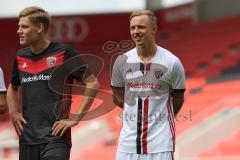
[111, 85, 124, 89]
[173, 89, 185, 92]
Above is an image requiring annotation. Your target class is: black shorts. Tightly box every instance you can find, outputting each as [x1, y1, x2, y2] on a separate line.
[19, 139, 71, 160]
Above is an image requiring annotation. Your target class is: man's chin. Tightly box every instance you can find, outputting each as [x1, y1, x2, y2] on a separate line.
[135, 42, 144, 46]
[20, 41, 28, 46]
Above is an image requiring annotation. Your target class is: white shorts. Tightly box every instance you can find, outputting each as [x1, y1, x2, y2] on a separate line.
[116, 151, 174, 160]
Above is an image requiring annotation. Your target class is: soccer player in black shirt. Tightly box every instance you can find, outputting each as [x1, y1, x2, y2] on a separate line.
[6, 6, 99, 160]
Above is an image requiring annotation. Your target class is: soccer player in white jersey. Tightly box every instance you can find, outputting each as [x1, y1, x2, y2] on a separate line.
[111, 10, 186, 160]
[0, 67, 7, 114]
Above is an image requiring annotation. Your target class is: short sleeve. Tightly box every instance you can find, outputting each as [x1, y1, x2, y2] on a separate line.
[170, 59, 186, 91]
[65, 46, 92, 81]
[111, 55, 125, 87]
[11, 59, 21, 86]
[0, 67, 7, 92]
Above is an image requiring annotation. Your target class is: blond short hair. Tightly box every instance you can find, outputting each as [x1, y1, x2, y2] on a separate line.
[130, 10, 157, 27]
[19, 6, 51, 33]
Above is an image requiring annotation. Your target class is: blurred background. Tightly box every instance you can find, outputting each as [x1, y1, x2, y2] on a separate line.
[0, 0, 240, 159]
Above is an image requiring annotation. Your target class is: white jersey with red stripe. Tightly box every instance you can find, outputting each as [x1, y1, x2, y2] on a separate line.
[0, 67, 6, 92]
[111, 46, 185, 154]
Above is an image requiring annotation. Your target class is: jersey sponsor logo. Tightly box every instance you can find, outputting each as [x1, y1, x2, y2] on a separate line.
[21, 74, 52, 83]
[46, 56, 57, 67]
[127, 82, 161, 89]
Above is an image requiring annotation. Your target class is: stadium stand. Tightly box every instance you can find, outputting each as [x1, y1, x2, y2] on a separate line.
[158, 15, 240, 78]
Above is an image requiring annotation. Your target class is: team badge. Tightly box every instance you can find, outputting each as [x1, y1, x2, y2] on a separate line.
[46, 56, 56, 67]
[154, 69, 163, 79]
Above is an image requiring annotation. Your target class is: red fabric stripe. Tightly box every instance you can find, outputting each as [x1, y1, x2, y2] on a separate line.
[168, 99, 176, 131]
[17, 51, 65, 74]
[146, 63, 151, 74]
[142, 97, 149, 154]
[167, 98, 176, 152]
[167, 107, 175, 151]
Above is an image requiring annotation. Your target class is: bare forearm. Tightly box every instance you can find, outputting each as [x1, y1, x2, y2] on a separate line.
[0, 105, 6, 114]
[173, 100, 184, 116]
[112, 95, 124, 109]
[0, 93, 7, 114]
[171, 91, 185, 116]
[7, 85, 19, 115]
[77, 96, 95, 114]
[112, 87, 125, 109]
[76, 80, 99, 119]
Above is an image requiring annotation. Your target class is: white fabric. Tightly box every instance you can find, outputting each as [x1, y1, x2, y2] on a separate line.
[116, 151, 174, 160]
[111, 46, 185, 153]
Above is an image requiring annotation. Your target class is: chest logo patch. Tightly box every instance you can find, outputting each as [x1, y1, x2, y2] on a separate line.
[154, 69, 164, 79]
[46, 56, 57, 67]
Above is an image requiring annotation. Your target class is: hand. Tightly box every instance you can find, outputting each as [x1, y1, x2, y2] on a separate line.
[10, 112, 26, 136]
[52, 118, 79, 136]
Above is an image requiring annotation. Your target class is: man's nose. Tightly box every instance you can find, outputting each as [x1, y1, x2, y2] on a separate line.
[17, 28, 22, 34]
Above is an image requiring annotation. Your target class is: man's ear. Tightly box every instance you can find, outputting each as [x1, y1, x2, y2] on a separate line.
[37, 23, 44, 34]
[153, 26, 158, 34]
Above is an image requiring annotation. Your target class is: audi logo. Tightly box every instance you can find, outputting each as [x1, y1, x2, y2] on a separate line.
[49, 17, 89, 42]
